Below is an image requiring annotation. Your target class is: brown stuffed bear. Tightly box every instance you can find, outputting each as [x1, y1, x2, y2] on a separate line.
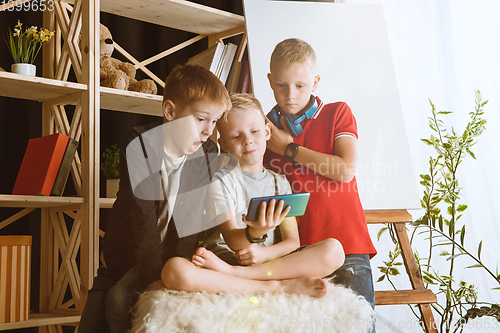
[99, 24, 157, 95]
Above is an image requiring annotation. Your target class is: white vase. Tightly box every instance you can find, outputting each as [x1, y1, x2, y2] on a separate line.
[11, 63, 36, 76]
[106, 178, 120, 198]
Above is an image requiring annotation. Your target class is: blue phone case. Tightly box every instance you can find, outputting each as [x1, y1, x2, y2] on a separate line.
[246, 193, 310, 221]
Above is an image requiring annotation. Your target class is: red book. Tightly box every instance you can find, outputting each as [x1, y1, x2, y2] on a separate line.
[236, 60, 251, 93]
[12, 133, 70, 196]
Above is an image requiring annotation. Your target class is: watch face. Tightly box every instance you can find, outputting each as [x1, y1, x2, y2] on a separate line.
[285, 143, 298, 160]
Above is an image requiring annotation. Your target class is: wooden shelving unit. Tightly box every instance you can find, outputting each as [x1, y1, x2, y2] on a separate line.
[0, 0, 244, 331]
[0, 71, 86, 102]
[0, 195, 84, 208]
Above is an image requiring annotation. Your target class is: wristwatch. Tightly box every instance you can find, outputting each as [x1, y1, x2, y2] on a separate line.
[245, 226, 268, 244]
[284, 142, 300, 168]
[284, 142, 299, 161]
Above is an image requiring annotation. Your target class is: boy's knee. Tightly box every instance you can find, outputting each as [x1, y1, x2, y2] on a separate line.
[322, 238, 345, 269]
[161, 257, 193, 291]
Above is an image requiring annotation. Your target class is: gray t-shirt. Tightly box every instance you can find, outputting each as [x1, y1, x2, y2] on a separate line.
[202, 164, 292, 259]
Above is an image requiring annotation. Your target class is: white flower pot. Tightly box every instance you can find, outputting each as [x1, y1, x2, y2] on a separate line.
[106, 178, 120, 198]
[11, 63, 36, 76]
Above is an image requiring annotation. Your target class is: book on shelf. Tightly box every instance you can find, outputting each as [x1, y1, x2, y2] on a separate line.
[187, 43, 223, 72]
[12, 133, 78, 196]
[217, 43, 238, 85]
[51, 138, 79, 196]
[236, 60, 252, 94]
[187, 42, 238, 85]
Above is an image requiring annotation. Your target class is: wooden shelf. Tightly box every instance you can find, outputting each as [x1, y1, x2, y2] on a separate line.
[92, 0, 245, 35]
[99, 87, 163, 116]
[364, 209, 413, 224]
[99, 197, 116, 209]
[0, 71, 86, 102]
[0, 195, 84, 208]
[0, 72, 163, 115]
[0, 313, 80, 331]
[375, 289, 437, 306]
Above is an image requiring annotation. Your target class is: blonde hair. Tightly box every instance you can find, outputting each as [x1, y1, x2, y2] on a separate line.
[162, 64, 231, 112]
[270, 38, 316, 69]
[217, 93, 266, 136]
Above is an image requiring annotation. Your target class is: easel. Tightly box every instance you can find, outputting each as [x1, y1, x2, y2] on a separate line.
[365, 210, 438, 333]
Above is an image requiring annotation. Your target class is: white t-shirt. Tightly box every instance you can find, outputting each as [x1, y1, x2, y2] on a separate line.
[203, 164, 292, 254]
[156, 150, 187, 241]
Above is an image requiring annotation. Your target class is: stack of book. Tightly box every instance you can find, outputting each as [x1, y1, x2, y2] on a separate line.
[187, 41, 252, 94]
[12, 133, 79, 196]
[188, 42, 238, 85]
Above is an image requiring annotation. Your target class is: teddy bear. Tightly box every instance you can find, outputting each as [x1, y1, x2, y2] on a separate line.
[98, 24, 157, 95]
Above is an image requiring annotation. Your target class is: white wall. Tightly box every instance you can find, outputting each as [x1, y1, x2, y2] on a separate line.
[347, 0, 500, 331]
[245, 0, 500, 331]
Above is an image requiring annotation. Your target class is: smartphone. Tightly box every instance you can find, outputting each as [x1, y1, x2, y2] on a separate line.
[246, 193, 310, 221]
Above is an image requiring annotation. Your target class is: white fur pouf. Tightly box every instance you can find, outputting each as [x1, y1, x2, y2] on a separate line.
[131, 283, 374, 333]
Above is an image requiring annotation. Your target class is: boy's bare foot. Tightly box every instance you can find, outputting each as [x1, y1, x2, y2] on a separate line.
[191, 247, 233, 274]
[280, 278, 328, 298]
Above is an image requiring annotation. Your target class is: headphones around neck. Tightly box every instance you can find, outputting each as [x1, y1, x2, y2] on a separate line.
[266, 95, 318, 137]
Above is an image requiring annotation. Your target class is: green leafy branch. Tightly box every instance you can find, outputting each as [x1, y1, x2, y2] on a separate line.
[377, 91, 498, 333]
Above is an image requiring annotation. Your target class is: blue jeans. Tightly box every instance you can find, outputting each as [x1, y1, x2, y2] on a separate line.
[79, 267, 115, 333]
[324, 254, 376, 332]
[106, 265, 144, 333]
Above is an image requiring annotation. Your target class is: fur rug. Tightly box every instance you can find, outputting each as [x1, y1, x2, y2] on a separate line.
[131, 283, 374, 333]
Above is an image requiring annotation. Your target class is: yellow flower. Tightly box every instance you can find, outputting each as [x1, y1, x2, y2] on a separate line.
[15, 20, 23, 29]
[14, 28, 20, 37]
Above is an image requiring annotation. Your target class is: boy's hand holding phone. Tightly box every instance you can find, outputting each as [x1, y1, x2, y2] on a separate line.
[242, 199, 291, 239]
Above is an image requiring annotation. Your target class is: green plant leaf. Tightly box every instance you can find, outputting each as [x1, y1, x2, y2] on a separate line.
[460, 225, 465, 246]
[420, 174, 431, 180]
[377, 227, 388, 241]
[478, 240, 482, 261]
[377, 275, 385, 282]
[423, 275, 437, 285]
[421, 138, 433, 145]
[446, 253, 466, 261]
[466, 264, 484, 269]
[457, 204, 468, 212]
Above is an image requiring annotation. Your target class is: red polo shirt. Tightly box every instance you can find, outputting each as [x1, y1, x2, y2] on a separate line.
[266, 97, 376, 257]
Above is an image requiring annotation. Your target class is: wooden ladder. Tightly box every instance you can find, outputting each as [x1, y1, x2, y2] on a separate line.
[365, 210, 438, 333]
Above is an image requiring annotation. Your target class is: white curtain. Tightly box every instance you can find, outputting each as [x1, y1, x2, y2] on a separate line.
[344, 0, 500, 331]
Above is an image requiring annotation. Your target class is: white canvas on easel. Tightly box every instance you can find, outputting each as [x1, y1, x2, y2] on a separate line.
[243, 0, 419, 210]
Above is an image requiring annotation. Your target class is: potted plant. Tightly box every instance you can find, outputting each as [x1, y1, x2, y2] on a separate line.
[5, 20, 54, 76]
[377, 91, 500, 332]
[101, 144, 120, 198]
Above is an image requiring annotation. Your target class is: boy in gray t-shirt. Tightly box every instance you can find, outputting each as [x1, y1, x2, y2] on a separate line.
[161, 94, 345, 298]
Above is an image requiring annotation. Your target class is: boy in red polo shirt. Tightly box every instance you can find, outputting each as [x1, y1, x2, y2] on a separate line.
[265, 38, 377, 321]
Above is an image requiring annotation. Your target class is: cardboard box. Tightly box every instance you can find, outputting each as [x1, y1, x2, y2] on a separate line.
[0, 236, 31, 323]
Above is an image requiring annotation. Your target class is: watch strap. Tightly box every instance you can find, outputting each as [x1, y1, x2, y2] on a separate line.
[245, 226, 268, 244]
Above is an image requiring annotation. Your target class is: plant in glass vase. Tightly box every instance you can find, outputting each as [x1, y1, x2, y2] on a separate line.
[5, 20, 54, 76]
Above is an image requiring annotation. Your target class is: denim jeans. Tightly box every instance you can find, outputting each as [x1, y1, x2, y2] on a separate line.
[324, 254, 376, 332]
[106, 265, 144, 333]
[79, 267, 115, 333]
